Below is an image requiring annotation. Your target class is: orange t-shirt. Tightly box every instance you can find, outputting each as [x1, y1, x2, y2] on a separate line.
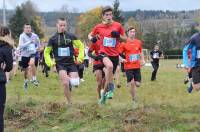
[89, 42, 102, 65]
[91, 21, 125, 56]
[119, 38, 142, 69]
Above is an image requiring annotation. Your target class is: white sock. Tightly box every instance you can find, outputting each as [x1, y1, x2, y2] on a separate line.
[32, 76, 36, 81]
[24, 79, 28, 83]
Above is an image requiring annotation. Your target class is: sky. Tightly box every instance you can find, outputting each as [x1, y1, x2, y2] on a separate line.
[1, 0, 200, 12]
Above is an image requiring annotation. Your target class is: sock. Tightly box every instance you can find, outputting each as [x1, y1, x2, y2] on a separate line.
[24, 79, 28, 83]
[188, 79, 192, 87]
[108, 83, 115, 92]
[32, 76, 36, 81]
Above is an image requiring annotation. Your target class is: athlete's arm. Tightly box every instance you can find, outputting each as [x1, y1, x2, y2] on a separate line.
[183, 43, 193, 68]
[88, 32, 99, 43]
[119, 35, 127, 42]
[88, 32, 93, 41]
[140, 52, 145, 66]
[159, 52, 164, 59]
[119, 25, 126, 42]
[44, 46, 55, 67]
[73, 39, 84, 63]
[18, 35, 31, 49]
[36, 35, 41, 51]
[88, 50, 97, 59]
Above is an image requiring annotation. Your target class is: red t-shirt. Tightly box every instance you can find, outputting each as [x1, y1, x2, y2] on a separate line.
[89, 42, 102, 65]
[91, 21, 125, 56]
[119, 38, 142, 69]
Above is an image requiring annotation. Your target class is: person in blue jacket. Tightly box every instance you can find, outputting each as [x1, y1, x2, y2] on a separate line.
[183, 32, 200, 92]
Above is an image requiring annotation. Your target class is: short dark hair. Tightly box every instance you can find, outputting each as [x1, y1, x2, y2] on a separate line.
[23, 23, 31, 28]
[0, 26, 10, 37]
[127, 26, 136, 32]
[102, 6, 113, 15]
[57, 17, 66, 22]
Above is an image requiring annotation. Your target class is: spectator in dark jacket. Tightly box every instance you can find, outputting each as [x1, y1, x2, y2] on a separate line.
[0, 26, 14, 132]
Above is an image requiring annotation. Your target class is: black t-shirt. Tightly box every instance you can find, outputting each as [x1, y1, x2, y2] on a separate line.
[150, 50, 162, 63]
[48, 32, 77, 65]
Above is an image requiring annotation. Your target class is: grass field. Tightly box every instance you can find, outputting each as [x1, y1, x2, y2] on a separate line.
[4, 59, 200, 132]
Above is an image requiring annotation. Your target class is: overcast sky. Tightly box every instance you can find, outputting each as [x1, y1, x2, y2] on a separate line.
[1, 0, 200, 12]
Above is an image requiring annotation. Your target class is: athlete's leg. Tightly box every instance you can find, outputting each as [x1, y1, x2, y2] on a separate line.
[102, 57, 113, 94]
[95, 69, 103, 99]
[59, 70, 72, 105]
[115, 65, 121, 88]
[29, 57, 37, 80]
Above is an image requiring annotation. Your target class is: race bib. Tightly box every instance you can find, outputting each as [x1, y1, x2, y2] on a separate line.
[129, 54, 140, 62]
[27, 44, 36, 54]
[196, 50, 200, 59]
[58, 47, 70, 57]
[153, 53, 159, 59]
[103, 37, 116, 47]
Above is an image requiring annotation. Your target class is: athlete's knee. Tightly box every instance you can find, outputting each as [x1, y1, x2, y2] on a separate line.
[135, 82, 141, 87]
[62, 79, 70, 87]
[69, 78, 80, 87]
[106, 64, 113, 72]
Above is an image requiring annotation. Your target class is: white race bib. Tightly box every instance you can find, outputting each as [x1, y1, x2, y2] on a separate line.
[103, 37, 116, 47]
[27, 44, 36, 54]
[58, 47, 70, 57]
[196, 50, 200, 59]
[153, 53, 159, 59]
[129, 54, 140, 62]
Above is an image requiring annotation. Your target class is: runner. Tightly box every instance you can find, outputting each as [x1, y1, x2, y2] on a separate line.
[150, 45, 163, 81]
[183, 32, 200, 92]
[12, 47, 18, 77]
[118, 26, 145, 109]
[74, 47, 85, 82]
[88, 41, 105, 99]
[183, 47, 193, 93]
[84, 44, 90, 70]
[0, 26, 14, 132]
[44, 18, 84, 106]
[18, 23, 40, 92]
[88, 6, 125, 104]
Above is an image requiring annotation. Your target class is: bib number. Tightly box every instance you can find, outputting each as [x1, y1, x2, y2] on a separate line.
[27, 44, 36, 54]
[58, 47, 70, 57]
[103, 37, 116, 47]
[197, 50, 200, 59]
[130, 54, 140, 62]
[153, 53, 159, 59]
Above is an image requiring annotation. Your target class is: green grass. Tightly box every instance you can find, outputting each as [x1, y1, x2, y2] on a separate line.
[4, 60, 200, 132]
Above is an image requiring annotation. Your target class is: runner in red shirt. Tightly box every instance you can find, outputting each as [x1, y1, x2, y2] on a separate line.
[118, 26, 145, 110]
[88, 6, 126, 104]
[88, 41, 105, 99]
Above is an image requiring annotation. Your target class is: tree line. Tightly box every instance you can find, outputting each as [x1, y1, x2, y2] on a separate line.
[3, 0, 200, 51]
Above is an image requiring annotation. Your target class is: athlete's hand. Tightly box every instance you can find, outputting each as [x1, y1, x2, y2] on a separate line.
[91, 35, 99, 43]
[31, 38, 36, 43]
[1, 63, 6, 70]
[111, 30, 120, 38]
[121, 59, 127, 63]
[94, 56, 100, 61]
[51, 61, 56, 67]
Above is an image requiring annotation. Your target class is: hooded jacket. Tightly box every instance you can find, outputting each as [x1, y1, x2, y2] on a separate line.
[0, 36, 13, 83]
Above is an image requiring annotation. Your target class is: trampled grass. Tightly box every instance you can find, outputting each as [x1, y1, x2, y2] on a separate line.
[4, 60, 200, 132]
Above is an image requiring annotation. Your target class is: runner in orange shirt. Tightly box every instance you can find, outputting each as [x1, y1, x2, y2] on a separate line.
[88, 6, 126, 104]
[88, 41, 105, 99]
[119, 26, 145, 109]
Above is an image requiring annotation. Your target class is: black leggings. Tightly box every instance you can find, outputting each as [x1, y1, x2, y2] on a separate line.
[0, 83, 6, 132]
[76, 64, 84, 79]
[151, 62, 159, 81]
